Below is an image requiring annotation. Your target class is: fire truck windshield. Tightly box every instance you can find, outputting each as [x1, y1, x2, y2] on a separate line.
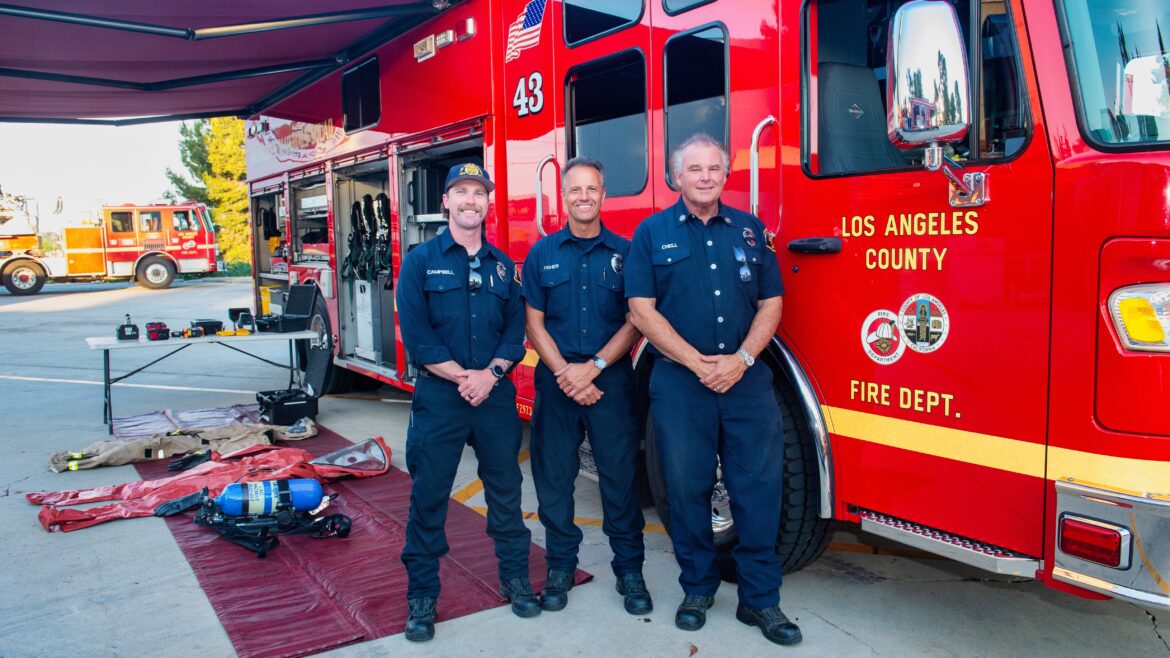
[1061, 0, 1170, 147]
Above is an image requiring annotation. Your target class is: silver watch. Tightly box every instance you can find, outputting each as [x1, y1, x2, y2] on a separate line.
[736, 348, 755, 367]
[592, 355, 608, 370]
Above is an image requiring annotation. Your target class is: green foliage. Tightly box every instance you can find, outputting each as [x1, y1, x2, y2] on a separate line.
[165, 120, 210, 204]
[202, 117, 250, 265]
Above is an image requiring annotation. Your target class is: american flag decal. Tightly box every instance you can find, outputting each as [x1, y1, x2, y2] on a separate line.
[504, 0, 547, 63]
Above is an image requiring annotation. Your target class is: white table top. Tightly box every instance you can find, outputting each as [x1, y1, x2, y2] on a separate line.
[86, 330, 317, 350]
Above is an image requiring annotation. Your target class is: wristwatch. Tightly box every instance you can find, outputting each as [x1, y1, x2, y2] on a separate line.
[490, 364, 507, 380]
[736, 348, 755, 367]
[591, 355, 608, 370]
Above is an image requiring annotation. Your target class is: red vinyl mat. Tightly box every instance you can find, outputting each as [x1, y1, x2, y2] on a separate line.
[135, 426, 591, 658]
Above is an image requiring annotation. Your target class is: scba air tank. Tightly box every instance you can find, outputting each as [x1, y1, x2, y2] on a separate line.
[215, 479, 324, 517]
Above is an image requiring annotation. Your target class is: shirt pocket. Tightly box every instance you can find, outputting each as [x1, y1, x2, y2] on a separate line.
[483, 270, 513, 332]
[423, 273, 465, 327]
[738, 245, 764, 301]
[537, 267, 571, 321]
[650, 244, 692, 297]
[594, 266, 626, 323]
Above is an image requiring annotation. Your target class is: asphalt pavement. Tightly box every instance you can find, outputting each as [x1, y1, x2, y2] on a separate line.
[0, 279, 1166, 657]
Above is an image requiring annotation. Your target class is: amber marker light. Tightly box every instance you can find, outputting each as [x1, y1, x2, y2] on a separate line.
[1109, 284, 1170, 352]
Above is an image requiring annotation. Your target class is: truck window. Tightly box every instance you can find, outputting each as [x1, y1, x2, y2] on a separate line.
[172, 210, 195, 231]
[663, 0, 716, 14]
[567, 50, 648, 196]
[1059, 0, 1170, 148]
[109, 211, 133, 233]
[564, 0, 642, 46]
[664, 24, 728, 189]
[140, 211, 162, 232]
[342, 57, 380, 134]
[806, 0, 1029, 175]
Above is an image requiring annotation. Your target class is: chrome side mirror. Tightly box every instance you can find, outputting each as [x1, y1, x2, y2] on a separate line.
[886, 0, 985, 206]
[886, 0, 970, 147]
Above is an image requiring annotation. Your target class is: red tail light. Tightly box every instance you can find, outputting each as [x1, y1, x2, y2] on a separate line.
[1059, 515, 1131, 568]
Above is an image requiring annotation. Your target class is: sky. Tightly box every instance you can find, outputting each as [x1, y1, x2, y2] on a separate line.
[0, 122, 188, 232]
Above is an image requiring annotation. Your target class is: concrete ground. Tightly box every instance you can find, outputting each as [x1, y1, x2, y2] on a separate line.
[0, 279, 1166, 657]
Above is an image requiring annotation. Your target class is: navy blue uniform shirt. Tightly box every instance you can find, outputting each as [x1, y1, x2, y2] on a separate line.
[397, 228, 526, 370]
[522, 223, 630, 361]
[624, 197, 783, 356]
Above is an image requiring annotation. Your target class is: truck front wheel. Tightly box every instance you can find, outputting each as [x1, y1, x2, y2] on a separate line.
[2, 261, 47, 295]
[644, 361, 831, 581]
[137, 256, 176, 289]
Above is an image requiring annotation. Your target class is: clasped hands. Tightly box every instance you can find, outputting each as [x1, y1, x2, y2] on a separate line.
[554, 362, 603, 406]
[693, 353, 746, 394]
[452, 368, 497, 407]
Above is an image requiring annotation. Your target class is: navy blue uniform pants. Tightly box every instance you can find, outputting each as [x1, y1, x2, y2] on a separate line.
[649, 359, 784, 609]
[531, 360, 645, 576]
[401, 375, 531, 599]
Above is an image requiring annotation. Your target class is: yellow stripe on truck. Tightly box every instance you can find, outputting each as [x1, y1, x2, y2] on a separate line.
[823, 405, 1170, 494]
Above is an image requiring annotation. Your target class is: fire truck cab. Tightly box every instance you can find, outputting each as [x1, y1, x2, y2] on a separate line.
[245, 0, 1170, 609]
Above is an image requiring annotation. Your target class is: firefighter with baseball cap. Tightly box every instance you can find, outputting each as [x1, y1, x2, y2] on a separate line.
[396, 162, 538, 642]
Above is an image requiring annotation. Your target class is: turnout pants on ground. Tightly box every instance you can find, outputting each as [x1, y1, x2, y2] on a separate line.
[401, 376, 530, 599]
[649, 359, 784, 609]
[531, 361, 645, 576]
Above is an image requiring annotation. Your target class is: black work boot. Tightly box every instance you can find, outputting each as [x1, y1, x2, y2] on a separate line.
[499, 576, 542, 618]
[614, 572, 654, 615]
[404, 596, 437, 642]
[736, 605, 802, 646]
[674, 594, 715, 630]
[540, 569, 574, 611]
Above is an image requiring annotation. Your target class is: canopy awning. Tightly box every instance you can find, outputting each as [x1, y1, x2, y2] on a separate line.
[0, 1, 453, 125]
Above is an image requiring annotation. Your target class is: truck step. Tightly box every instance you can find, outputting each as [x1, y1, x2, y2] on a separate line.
[858, 508, 1041, 576]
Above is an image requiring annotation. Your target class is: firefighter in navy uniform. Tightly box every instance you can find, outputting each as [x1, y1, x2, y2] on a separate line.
[396, 163, 538, 642]
[625, 134, 802, 646]
[522, 157, 651, 614]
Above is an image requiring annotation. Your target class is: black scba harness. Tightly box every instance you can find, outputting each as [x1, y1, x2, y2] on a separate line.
[191, 483, 351, 558]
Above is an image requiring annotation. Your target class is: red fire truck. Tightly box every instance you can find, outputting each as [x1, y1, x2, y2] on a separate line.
[0, 199, 220, 295]
[245, 0, 1170, 608]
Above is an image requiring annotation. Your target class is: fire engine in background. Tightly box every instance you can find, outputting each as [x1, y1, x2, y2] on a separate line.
[244, 0, 1170, 609]
[0, 194, 220, 295]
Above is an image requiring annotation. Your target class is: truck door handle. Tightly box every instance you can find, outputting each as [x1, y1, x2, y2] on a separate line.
[787, 237, 842, 254]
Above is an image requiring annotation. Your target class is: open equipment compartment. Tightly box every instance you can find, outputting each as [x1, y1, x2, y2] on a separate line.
[332, 157, 396, 373]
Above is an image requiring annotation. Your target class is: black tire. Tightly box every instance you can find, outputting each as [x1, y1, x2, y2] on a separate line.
[137, 256, 176, 289]
[300, 289, 354, 396]
[2, 260, 46, 295]
[644, 359, 831, 581]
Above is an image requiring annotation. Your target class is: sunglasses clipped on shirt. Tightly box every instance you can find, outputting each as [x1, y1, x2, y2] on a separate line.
[733, 247, 752, 282]
[468, 256, 483, 291]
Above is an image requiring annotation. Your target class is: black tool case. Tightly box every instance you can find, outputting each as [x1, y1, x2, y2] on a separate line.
[256, 388, 318, 425]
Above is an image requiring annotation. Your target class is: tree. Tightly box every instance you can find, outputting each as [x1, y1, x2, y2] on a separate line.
[165, 120, 210, 205]
[202, 117, 250, 267]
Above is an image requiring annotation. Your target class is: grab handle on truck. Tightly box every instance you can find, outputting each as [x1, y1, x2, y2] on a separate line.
[750, 115, 776, 218]
[534, 155, 558, 237]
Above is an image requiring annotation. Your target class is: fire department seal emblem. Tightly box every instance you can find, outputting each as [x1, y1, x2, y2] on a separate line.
[861, 309, 906, 365]
[898, 293, 950, 354]
[611, 253, 623, 274]
[496, 261, 508, 283]
[742, 227, 757, 247]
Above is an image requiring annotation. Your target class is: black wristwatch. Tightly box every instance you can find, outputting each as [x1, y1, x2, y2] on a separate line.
[490, 364, 507, 380]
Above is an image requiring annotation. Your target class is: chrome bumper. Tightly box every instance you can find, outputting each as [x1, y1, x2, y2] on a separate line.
[1053, 478, 1170, 610]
